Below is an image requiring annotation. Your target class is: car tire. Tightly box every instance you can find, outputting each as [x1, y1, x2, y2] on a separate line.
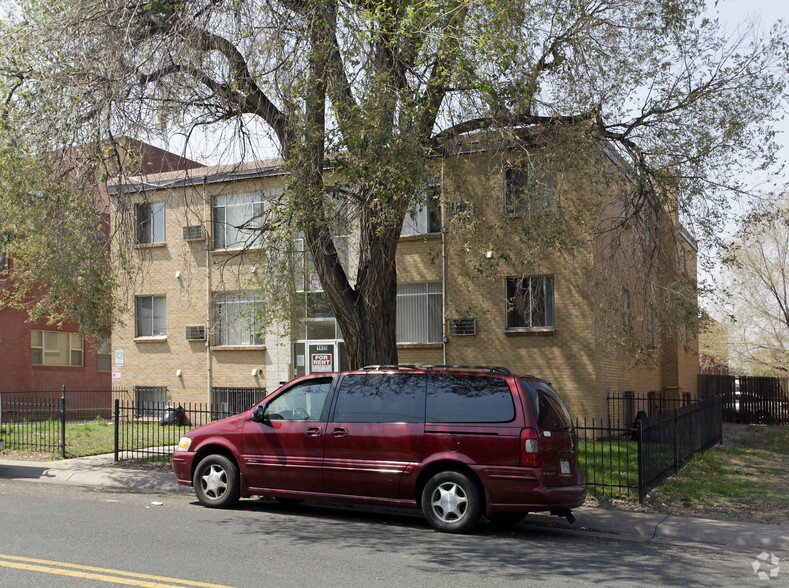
[421, 470, 482, 533]
[193, 454, 240, 509]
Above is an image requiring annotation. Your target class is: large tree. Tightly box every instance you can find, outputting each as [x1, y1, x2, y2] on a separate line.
[705, 196, 789, 375]
[1, 0, 787, 367]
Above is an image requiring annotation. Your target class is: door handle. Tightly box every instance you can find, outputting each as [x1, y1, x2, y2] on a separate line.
[305, 427, 322, 437]
[331, 427, 348, 438]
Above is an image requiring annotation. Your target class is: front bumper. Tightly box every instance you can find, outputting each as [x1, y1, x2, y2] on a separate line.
[172, 451, 196, 486]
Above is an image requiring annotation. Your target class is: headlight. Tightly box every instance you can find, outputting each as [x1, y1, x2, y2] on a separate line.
[176, 436, 192, 452]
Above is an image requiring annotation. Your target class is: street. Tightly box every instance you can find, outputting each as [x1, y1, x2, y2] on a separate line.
[0, 479, 776, 587]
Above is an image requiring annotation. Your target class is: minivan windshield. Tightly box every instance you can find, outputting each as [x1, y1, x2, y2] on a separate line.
[522, 380, 572, 431]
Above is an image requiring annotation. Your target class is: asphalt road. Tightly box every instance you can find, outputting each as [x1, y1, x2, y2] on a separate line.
[0, 479, 774, 587]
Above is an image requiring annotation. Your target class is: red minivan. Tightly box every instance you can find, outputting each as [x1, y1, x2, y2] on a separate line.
[172, 366, 585, 533]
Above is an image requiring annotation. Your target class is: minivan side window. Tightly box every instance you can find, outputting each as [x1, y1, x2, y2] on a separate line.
[426, 374, 515, 423]
[264, 378, 332, 421]
[523, 381, 572, 431]
[332, 373, 426, 423]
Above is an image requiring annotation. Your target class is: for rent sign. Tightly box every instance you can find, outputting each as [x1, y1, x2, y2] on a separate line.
[311, 353, 333, 372]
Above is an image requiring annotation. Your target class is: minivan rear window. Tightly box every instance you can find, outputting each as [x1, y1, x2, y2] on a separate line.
[426, 374, 515, 423]
[523, 380, 572, 431]
[332, 373, 426, 423]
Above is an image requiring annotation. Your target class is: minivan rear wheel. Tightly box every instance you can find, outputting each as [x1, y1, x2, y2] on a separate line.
[193, 454, 240, 509]
[421, 470, 482, 533]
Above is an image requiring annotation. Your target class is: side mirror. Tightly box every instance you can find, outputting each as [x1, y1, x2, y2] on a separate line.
[250, 405, 268, 423]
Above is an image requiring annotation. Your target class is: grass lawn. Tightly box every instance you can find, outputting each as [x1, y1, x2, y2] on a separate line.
[577, 438, 640, 500]
[647, 425, 789, 524]
[1, 417, 186, 459]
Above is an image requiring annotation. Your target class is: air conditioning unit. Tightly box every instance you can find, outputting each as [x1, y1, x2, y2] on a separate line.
[448, 318, 476, 336]
[182, 225, 205, 241]
[185, 326, 206, 341]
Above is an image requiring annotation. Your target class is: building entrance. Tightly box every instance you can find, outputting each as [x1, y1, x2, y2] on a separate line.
[294, 340, 349, 378]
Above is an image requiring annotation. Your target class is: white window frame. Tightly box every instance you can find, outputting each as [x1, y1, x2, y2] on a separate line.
[31, 330, 83, 367]
[295, 236, 349, 293]
[96, 337, 112, 372]
[136, 202, 166, 244]
[213, 291, 265, 346]
[505, 276, 555, 330]
[401, 181, 441, 236]
[396, 282, 443, 343]
[136, 295, 167, 337]
[213, 192, 272, 250]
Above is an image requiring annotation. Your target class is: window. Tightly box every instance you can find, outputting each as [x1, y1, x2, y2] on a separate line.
[213, 192, 269, 249]
[402, 182, 441, 236]
[295, 236, 349, 293]
[523, 381, 572, 431]
[265, 378, 332, 421]
[426, 374, 515, 423]
[213, 291, 264, 346]
[136, 295, 167, 337]
[333, 373, 426, 423]
[96, 337, 112, 372]
[396, 282, 443, 343]
[135, 386, 167, 418]
[505, 162, 554, 215]
[136, 202, 166, 244]
[0, 247, 8, 272]
[506, 276, 555, 329]
[31, 330, 83, 366]
[646, 308, 654, 346]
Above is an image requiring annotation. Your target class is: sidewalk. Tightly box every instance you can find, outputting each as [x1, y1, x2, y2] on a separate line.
[1, 453, 787, 553]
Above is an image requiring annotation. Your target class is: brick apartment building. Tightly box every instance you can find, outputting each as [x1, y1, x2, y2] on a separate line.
[109, 141, 699, 421]
[0, 140, 200, 391]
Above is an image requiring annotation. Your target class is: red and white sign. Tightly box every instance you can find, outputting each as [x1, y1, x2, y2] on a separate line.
[112, 366, 122, 383]
[311, 353, 333, 372]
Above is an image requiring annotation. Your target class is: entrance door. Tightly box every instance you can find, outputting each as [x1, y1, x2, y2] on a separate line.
[295, 341, 349, 377]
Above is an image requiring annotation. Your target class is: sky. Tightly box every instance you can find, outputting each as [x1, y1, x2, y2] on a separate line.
[697, 1, 788, 302]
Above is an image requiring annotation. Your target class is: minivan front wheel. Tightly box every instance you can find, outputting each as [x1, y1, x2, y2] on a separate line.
[193, 454, 240, 509]
[421, 471, 482, 533]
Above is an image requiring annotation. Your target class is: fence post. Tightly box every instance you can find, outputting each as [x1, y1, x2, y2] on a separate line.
[60, 386, 66, 459]
[673, 408, 679, 474]
[114, 398, 120, 463]
[636, 418, 645, 504]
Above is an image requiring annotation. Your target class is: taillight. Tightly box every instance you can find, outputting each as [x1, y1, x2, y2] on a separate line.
[520, 428, 540, 467]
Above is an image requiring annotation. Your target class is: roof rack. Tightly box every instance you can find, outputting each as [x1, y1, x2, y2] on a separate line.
[361, 364, 512, 375]
[420, 365, 512, 375]
[360, 365, 420, 371]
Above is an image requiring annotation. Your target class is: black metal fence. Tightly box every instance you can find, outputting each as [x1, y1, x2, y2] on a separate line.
[607, 390, 694, 430]
[576, 395, 723, 502]
[112, 398, 265, 461]
[0, 387, 266, 459]
[0, 387, 116, 458]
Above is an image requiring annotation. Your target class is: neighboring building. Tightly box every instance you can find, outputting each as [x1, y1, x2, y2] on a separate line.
[109, 141, 699, 421]
[0, 140, 201, 391]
